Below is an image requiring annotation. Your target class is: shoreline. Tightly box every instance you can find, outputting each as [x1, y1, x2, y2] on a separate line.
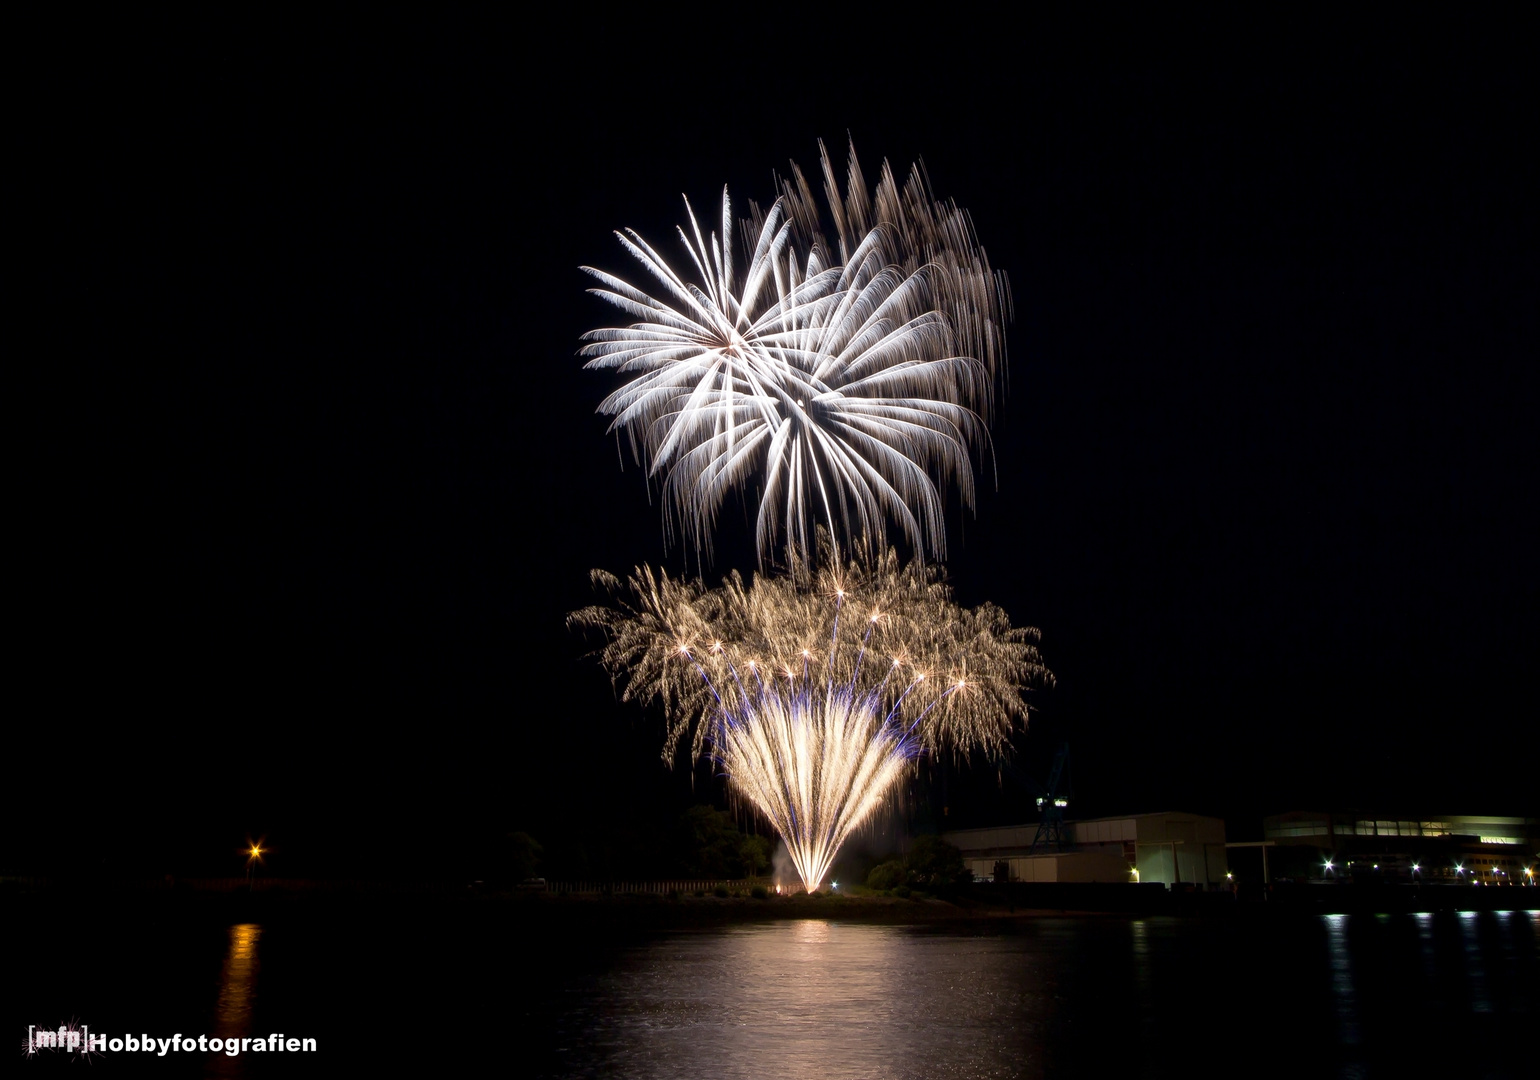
[5, 877, 1537, 925]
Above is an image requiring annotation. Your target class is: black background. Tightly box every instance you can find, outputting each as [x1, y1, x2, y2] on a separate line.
[13, 12, 1536, 879]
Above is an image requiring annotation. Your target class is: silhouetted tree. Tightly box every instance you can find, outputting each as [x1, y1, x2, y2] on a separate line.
[509, 832, 543, 881]
[678, 806, 748, 878]
[866, 860, 907, 890]
[903, 835, 971, 892]
[739, 833, 772, 877]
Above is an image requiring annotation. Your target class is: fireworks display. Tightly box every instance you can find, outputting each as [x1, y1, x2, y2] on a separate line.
[575, 143, 1043, 892]
[581, 140, 1009, 569]
[570, 540, 1051, 891]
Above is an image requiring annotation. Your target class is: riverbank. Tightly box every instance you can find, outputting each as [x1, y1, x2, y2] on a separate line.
[4, 875, 1537, 927]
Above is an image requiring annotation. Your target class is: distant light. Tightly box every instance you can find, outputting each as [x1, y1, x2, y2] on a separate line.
[832, 881, 838, 890]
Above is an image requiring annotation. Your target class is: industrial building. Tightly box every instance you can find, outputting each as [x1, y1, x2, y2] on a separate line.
[1261, 811, 1538, 884]
[943, 811, 1230, 889]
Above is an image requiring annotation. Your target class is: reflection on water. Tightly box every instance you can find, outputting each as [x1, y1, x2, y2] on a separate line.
[1128, 918, 1158, 1055]
[555, 920, 1054, 1079]
[1458, 911, 1491, 1014]
[208, 923, 260, 1079]
[11, 902, 1532, 1077]
[527, 912, 1538, 1080]
[1415, 910, 1435, 979]
[1323, 914, 1360, 1050]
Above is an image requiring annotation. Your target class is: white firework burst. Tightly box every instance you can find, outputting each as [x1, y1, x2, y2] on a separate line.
[570, 536, 1053, 892]
[581, 140, 1009, 569]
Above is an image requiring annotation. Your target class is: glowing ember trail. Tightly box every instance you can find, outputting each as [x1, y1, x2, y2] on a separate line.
[571, 540, 1052, 892]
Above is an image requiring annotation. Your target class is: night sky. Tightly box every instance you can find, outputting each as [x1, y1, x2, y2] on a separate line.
[14, 16, 1536, 878]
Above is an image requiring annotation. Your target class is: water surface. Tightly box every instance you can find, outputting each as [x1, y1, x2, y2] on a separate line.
[522, 911, 1538, 1079]
[7, 902, 1536, 1077]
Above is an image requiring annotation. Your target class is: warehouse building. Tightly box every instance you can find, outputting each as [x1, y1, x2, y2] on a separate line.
[943, 811, 1229, 889]
[1262, 811, 1537, 883]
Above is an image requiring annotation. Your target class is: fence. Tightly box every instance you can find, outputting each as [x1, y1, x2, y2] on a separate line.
[542, 877, 775, 895]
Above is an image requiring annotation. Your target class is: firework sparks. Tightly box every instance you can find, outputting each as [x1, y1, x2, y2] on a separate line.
[712, 665, 912, 892]
[581, 140, 1009, 569]
[571, 537, 1051, 891]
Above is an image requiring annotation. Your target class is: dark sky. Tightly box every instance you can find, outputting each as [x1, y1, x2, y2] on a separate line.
[14, 15, 1536, 875]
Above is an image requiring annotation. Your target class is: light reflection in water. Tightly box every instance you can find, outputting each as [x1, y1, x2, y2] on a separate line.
[1322, 915, 1361, 1049]
[1129, 919, 1157, 1049]
[1414, 912, 1436, 982]
[531, 911, 1537, 1079]
[560, 919, 1056, 1079]
[208, 923, 261, 1079]
[1458, 911, 1491, 1013]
